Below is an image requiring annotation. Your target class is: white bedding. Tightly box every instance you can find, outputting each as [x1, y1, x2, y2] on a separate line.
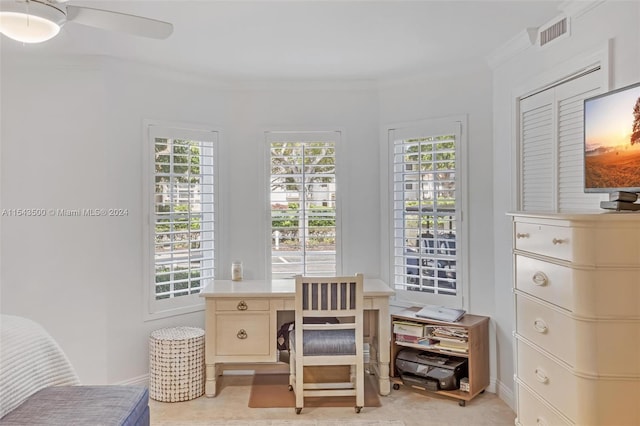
[0, 314, 80, 418]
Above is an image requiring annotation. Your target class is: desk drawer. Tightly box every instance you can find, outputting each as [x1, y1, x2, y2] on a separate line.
[216, 298, 270, 312]
[215, 313, 271, 356]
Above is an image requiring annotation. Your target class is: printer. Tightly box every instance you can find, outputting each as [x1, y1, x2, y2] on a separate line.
[395, 348, 467, 391]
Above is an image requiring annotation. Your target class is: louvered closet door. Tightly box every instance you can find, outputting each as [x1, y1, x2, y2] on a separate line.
[555, 72, 603, 211]
[520, 90, 555, 211]
[519, 68, 604, 212]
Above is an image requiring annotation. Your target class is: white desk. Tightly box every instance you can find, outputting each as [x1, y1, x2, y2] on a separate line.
[200, 278, 394, 397]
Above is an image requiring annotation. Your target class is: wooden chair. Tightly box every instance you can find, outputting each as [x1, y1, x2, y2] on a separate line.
[289, 273, 364, 414]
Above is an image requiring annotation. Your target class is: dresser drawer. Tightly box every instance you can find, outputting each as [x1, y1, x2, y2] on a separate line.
[516, 339, 578, 422]
[516, 382, 572, 426]
[516, 294, 575, 365]
[516, 338, 640, 426]
[514, 222, 572, 261]
[516, 256, 640, 317]
[215, 298, 270, 312]
[215, 313, 271, 356]
[515, 255, 573, 310]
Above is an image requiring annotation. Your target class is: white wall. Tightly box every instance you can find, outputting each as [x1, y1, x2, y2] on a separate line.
[377, 61, 497, 388]
[0, 54, 379, 384]
[491, 0, 640, 408]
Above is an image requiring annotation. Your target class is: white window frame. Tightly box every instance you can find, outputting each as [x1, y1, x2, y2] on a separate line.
[386, 116, 468, 309]
[265, 130, 343, 279]
[143, 121, 220, 320]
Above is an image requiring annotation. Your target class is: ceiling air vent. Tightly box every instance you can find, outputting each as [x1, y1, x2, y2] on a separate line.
[539, 16, 569, 47]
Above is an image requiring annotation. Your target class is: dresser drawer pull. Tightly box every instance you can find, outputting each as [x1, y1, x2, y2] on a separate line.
[532, 271, 548, 286]
[516, 233, 530, 239]
[533, 319, 548, 333]
[552, 238, 567, 245]
[534, 368, 549, 384]
[236, 329, 248, 339]
[237, 301, 248, 311]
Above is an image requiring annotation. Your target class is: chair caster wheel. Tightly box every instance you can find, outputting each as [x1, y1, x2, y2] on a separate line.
[393, 383, 400, 390]
[288, 385, 293, 391]
[459, 400, 466, 407]
[355, 406, 362, 413]
[295, 408, 302, 415]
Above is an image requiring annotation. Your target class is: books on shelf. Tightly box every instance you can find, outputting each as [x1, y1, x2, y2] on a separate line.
[393, 311, 473, 354]
[393, 320, 425, 337]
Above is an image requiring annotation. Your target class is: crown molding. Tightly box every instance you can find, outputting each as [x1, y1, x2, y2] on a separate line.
[486, 28, 538, 70]
[559, 0, 605, 19]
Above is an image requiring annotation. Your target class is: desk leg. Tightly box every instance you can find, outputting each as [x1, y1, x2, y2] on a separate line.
[204, 300, 218, 397]
[373, 299, 391, 396]
[205, 363, 220, 397]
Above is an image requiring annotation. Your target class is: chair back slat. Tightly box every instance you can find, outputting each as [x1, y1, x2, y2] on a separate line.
[297, 276, 362, 316]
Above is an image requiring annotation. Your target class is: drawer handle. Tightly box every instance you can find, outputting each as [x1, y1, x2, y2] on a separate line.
[533, 319, 548, 333]
[534, 367, 549, 384]
[237, 301, 248, 311]
[516, 233, 530, 239]
[536, 416, 548, 426]
[532, 271, 548, 286]
[236, 329, 248, 339]
[552, 238, 567, 245]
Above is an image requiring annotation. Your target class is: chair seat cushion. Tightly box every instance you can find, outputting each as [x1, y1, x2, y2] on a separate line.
[290, 329, 356, 356]
[0, 385, 149, 426]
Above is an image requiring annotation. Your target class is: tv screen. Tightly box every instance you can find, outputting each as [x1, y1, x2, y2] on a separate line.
[584, 81, 640, 193]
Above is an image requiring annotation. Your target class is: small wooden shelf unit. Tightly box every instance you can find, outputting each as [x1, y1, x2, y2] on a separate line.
[390, 308, 490, 406]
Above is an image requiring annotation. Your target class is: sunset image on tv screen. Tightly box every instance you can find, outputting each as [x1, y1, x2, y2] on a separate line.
[584, 83, 640, 190]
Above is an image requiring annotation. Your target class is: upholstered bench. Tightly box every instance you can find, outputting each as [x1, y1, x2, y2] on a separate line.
[0, 315, 149, 425]
[0, 385, 149, 425]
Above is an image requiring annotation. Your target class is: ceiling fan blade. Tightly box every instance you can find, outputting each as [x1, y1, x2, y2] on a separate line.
[66, 5, 173, 39]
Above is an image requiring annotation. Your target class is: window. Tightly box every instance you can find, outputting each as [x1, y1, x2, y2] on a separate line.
[144, 123, 218, 318]
[389, 118, 465, 307]
[267, 131, 340, 278]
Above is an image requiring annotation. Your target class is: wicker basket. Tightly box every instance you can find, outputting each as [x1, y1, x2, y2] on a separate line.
[149, 327, 205, 402]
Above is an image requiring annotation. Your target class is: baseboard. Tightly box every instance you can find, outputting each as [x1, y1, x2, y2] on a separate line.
[494, 377, 515, 411]
[487, 377, 497, 394]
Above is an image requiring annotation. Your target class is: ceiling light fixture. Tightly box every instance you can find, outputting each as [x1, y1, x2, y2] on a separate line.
[0, 0, 65, 43]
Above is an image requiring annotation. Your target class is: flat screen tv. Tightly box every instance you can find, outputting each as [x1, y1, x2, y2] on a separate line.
[584, 81, 640, 193]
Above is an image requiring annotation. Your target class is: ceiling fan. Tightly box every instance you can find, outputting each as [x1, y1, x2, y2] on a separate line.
[0, 0, 173, 43]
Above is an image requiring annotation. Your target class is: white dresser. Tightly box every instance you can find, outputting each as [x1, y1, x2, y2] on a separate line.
[509, 212, 640, 426]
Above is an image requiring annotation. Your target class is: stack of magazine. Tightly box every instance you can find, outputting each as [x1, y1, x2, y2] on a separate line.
[415, 304, 466, 322]
[426, 325, 469, 353]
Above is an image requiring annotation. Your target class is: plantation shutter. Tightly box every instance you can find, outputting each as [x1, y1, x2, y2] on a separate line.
[389, 118, 464, 308]
[519, 68, 604, 211]
[267, 131, 340, 278]
[146, 125, 217, 316]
